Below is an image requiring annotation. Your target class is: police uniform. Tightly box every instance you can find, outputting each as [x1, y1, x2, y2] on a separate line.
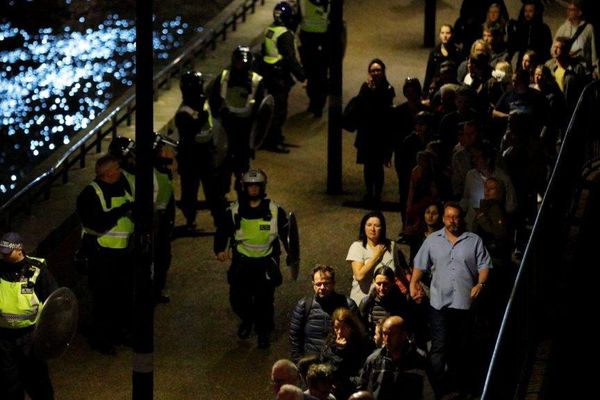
[260, 19, 305, 149]
[298, 0, 330, 116]
[0, 253, 58, 400]
[76, 173, 134, 351]
[175, 100, 224, 227]
[209, 67, 265, 193]
[153, 156, 176, 302]
[214, 197, 289, 345]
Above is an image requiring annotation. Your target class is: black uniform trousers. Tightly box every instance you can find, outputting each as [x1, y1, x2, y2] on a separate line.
[227, 253, 281, 337]
[153, 198, 175, 297]
[221, 115, 253, 196]
[263, 73, 291, 147]
[0, 328, 53, 400]
[299, 30, 328, 114]
[177, 147, 222, 227]
[86, 240, 133, 346]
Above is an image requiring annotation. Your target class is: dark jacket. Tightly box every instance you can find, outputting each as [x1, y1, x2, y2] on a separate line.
[359, 287, 409, 337]
[289, 292, 358, 362]
[358, 346, 426, 400]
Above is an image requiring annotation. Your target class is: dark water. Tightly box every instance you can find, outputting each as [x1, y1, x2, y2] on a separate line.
[0, 0, 214, 200]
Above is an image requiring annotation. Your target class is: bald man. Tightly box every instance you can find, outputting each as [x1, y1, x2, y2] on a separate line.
[358, 316, 424, 400]
[271, 359, 319, 400]
[348, 391, 375, 400]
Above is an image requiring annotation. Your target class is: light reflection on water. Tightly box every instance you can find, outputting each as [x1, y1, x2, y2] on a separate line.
[0, 14, 201, 196]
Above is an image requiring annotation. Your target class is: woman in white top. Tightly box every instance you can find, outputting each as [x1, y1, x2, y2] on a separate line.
[346, 211, 395, 305]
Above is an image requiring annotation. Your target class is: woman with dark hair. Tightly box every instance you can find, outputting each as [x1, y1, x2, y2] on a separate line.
[346, 211, 395, 305]
[351, 58, 396, 206]
[359, 266, 409, 340]
[319, 308, 372, 400]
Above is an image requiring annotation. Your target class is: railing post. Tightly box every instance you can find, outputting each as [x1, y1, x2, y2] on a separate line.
[80, 146, 86, 168]
[127, 103, 133, 126]
[96, 130, 103, 153]
[232, 13, 238, 31]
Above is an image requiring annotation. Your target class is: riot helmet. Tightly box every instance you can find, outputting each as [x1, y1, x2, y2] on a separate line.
[241, 168, 267, 199]
[109, 136, 136, 159]
[232, 45, 253, 72]
[180, 70, 205, 106]
[273, 1, 294, 27]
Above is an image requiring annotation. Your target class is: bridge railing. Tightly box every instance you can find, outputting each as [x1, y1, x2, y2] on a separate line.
[0, 0, 265, 229]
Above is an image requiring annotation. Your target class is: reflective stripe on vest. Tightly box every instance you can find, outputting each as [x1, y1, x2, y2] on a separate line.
[123, 170, 135, 197]
[178, 102, 214, 143]
[0, 262, 42, 329]
[263, 26, 287, 64]
[231, 201, 279, 258]
[82, 182, 134, 249]
[219, 70, 263, 117]
[300, 0, 329, 33]
[154, 169, 173, 211]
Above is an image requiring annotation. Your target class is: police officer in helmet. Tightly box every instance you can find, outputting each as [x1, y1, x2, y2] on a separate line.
[209, 45, 265, 197]
[298, 0, 330, 117]
[259, 1, 306, 153]
[175, 70, 224, 230]
[0, 232, 58, 399]
[214, 169, 291, 348]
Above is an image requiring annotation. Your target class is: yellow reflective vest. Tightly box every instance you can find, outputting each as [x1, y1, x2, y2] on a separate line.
[82, 182, 134, 249]
[0, 259, 44, 329]
[220, 70, 263, 118]
[300, 0, 329, 33]
[263, 26, 288, 65]
[232, 201, 279, 258]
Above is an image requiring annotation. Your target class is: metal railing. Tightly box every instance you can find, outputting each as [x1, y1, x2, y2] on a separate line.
[481, 79, 600, 399]
[0, 0, 265, 228]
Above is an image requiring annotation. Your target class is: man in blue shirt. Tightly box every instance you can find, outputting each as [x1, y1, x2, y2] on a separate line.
[410, 201, 491, 399]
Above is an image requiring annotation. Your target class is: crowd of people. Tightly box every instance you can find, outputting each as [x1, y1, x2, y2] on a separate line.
[2, 1, 599, 399]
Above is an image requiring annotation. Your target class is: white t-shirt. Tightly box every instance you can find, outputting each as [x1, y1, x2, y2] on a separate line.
[345, 240, 395, 305]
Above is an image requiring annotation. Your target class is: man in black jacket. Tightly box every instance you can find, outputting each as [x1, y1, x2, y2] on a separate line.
[289, 264, 357, 362]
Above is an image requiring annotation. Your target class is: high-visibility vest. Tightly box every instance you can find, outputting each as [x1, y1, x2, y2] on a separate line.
[300, 0, 329, 33]
[82, 182, 134, 249]
[154, 169, 173, 211]
[263, 26, 288, 65]
[231, 201, 279, 258]
[177, 101, 214, 144]
[220, 70, 263, 118]
[0, 259, 43, 329]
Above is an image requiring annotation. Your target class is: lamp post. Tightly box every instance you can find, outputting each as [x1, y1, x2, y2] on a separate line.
[133, 0, 154, 398]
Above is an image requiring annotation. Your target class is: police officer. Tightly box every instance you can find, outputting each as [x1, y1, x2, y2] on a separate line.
[0, 232, 58, 400]
[175, 70, 224, 229]
[260, 1, 306, 153]
[214, 169, 291, 348]
[209, 45, 266, 196]
[152, 133, 176, 304]
[298, 0, 330, 117]
[76, 154, 134, 354]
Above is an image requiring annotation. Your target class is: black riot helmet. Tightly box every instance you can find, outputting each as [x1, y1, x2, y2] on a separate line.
[232, 45, 253, 72]
[180, 70, 205, 105]
[109, 136, 136, 159]
[273, 1, 294, 27]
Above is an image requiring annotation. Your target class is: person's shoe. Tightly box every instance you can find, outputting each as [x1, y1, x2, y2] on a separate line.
[237, 323, 252, 340]
[257, 335, 270, 349]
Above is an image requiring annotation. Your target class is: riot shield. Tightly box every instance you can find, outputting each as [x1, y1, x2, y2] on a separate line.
[249, 94, 274, 151]
[286, 211, 300, 280]
[32, 287, 79, 359]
